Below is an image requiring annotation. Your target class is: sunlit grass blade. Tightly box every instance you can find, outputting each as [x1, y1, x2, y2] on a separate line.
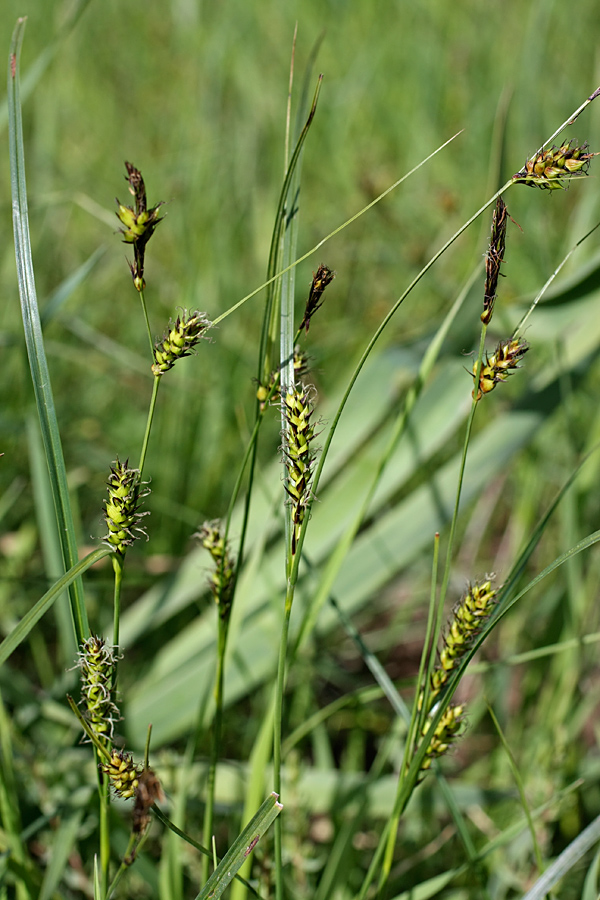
[521, 812, 600, 900]
[195, 793, 283, 900]
[8, 18, 88, 644]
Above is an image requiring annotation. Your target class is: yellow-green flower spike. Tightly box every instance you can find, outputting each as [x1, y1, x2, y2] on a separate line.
[152, 311, 212, 376]
[100, 749, 143, 799]
[75, 636, 120, 743]
[197, 521, 236, 620]
[283, 387, 318, 554]
[103, 459, 149, 556]
[427, 579, 498, 707]
[472, 338, 528, 400]
[420, 704, 466, 774]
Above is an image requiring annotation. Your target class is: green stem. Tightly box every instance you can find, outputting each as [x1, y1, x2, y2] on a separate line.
[138, 287, 155, 360]
[98, 759, 110, 898]
[112, 554, 123, 648]
[273, 589, 293, 900]
[137, 375, 161, 479]
[202, 614, 230, 881]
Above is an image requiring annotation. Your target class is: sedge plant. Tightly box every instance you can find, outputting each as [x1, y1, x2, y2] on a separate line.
[5, 13, 600, 900]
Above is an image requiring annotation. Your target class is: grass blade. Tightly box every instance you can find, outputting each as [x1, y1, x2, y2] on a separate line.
[195, 793, 283, 900]
[7, 18, 89, 644]
[0, 547, 110, 668]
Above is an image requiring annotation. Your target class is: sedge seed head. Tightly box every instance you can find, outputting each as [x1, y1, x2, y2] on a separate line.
[75, 636, 121, 743]
[100, 749, 143, 799]
[103, 459, 149, 556]
[425, 579, 498, 708]
[513, 140, 598, 190]
[196, 521, 236, 619]
[282, 387, 318, 554]
[115, 162, 164, 291]
[152, 310, 212, 376]
[472, 339, 528, 400]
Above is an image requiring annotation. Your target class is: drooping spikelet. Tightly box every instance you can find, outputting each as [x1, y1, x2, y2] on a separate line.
[299, 264, 336, 334]
[512, 140, 598, 191]
[197, 521, 236, 620]
[103, 459, 149, 556]
[428, 580, 498, 708]
[472, 338, 528, 400]
[116, 161, 164, 291]
[76, 636, 120, 743]
[100, 749, 143, 799]
[282, 387, 318, 554]
[481, 198, 508, 325]
[152, 310, 212, 376]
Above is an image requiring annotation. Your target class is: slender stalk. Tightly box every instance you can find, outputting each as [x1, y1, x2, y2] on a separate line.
[273, 588, 293, 900]
[202, 614, 230, 881]
[137, 286, 155, 360]
[98, 767, 110, 898]
[137, 375, 161, 479]
[112, 555, 124, 648]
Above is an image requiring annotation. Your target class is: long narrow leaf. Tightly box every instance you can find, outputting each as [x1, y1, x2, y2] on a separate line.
[195, 793, 283, 900]
[521, 813, 600, 900]
[7, 19, 89, 644]
[0, 547, 110, 668]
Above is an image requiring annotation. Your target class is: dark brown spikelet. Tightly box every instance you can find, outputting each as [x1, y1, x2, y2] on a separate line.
[152, 310, 212, 376]
[472, 338, 528, 400]
[132, 767, 165, 835]
[116, 162, 165, 291]
[512, 140, 598, 191]
[299, 264, 336, 334]
[481, 199, 508, 325]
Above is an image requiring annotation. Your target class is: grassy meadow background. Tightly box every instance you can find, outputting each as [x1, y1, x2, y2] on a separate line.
[2, 0, 600, 898]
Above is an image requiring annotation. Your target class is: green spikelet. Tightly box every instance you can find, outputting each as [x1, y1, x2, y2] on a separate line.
[282, 387, 318, 554]
[76, 636, 120, 743]
[420, 704, 466, 774]
[472, 339, 528, 400]
[152, 310, 212, 376]
[103, 459, 149, 557]
[100, 749, 143, 799]
[197, 521, 236, 621]
[512, 140, 598, 191]
[428, 579, 498, 706]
